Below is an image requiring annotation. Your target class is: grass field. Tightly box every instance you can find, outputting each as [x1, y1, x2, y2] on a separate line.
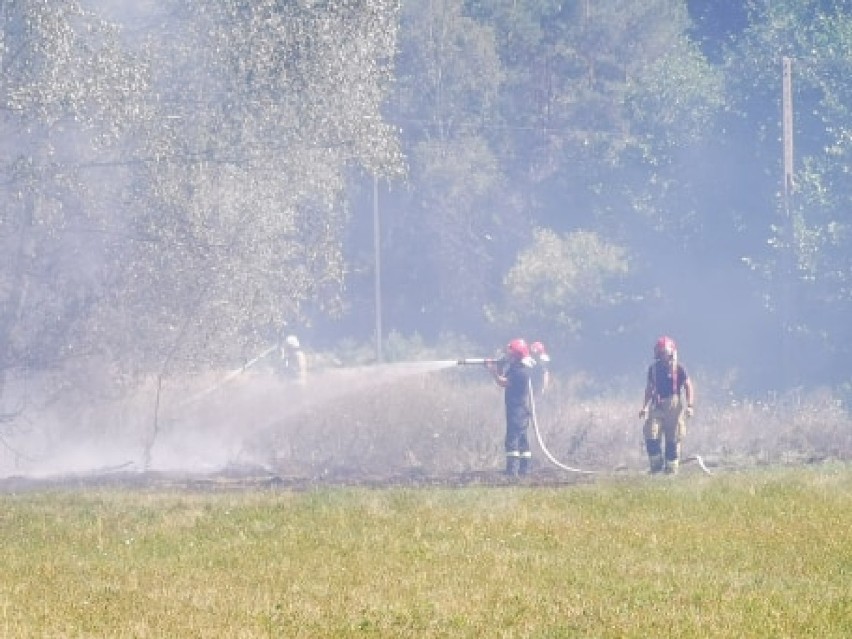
[1, 464, 849, 638]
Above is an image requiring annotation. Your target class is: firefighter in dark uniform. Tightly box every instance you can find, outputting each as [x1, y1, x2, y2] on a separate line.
[488, 338, 535, 477]
[639, 336, 695, 474]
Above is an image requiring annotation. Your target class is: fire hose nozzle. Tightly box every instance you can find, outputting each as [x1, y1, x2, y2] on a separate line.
[457, 358, 494, 366]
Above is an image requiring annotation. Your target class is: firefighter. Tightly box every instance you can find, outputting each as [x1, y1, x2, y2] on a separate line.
[639, 336, 695, 474]
[488, 338, 535, 477]
[281, 334, 308, 386]
[529, 341, 551, 397]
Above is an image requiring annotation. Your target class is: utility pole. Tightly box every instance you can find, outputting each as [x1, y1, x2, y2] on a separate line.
[782, 57, 794, 210]
[781, 57, 794, 384]
[373, 175, 383, 363]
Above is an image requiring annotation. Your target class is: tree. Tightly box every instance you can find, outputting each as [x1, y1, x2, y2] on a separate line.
[726, 0, 852, 384]
[0, 0, 148, 403]
[89, 0, 404, 376]
[380, 0, 727, 354]
[486, 227, 629, 348]
[455, 1, 726, 360]
[383, 0, 513, 335]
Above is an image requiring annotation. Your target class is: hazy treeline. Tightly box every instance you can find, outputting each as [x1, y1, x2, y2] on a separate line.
[370, 0, 852, 390]
[1, 0, 850, 417]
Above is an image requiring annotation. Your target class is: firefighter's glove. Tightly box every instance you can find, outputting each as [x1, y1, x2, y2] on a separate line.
[685, 405, 694, 418]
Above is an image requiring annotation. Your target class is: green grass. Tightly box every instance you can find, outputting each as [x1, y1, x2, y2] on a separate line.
[1, 466, 850, 638]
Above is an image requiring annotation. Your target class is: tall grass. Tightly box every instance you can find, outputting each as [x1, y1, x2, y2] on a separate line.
[1, 465, 849, 637]
[2, 364, 850, 479]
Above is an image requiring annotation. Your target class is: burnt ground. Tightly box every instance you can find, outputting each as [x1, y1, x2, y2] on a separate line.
[0, 467, 593, 493]
[0, 458, 733, 493]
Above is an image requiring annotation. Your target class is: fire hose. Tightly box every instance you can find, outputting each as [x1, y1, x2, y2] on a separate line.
[178, 344, 280, 409]
[533, 388, 711, 475]
[683, 453, 712, 474]
[528, 381, 597, 475]
[458, 358, 596, 474]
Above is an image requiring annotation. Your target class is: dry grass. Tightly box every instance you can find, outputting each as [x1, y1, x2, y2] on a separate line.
[2, 364, 850, 479]
[0, 465, 850, 637]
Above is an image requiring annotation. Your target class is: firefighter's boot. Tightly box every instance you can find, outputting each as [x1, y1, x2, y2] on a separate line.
[505, 454, 519, 477]
[649, 454, 665, 474]
[645, 439, 664, 474]
[519, 453, 532, 476]
[665, 440, 681, 474]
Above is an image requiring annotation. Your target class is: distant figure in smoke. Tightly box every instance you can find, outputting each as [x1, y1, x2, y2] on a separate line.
[281, 334, 308, 386]
[639, 336, 695, 474]
[488, 338, 535, 477]
[529, 341, 551, 397]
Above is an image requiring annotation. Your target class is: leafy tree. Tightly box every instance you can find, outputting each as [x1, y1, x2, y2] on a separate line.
[467, 1, 721, 164]
[486, 227, 629, 347]
[384, 0, 512, 335]
[452, 1, 724, 355]
[382, 0, 727, 354]
[90, 0, 404, 377]
[726, 0, 852, 383]
[0, 0, 148, 402]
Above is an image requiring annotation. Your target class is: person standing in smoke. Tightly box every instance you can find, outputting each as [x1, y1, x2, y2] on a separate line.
[488, 338, 535, 477]
[281, 334, 308, 386]
[639, 336, 695, 474]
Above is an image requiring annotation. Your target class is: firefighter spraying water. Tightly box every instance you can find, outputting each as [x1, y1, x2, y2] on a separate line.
[487, 339, 535, 477]
[458, 340, 597, 477]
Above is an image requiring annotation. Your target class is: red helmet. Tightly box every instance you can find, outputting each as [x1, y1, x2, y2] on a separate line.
[530, 341, 546, 356]
[654, 336, 677, 361]
[506, 338, 530, 360]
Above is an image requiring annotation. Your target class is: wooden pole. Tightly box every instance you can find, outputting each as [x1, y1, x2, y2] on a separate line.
[373, 175, 383, 363]
[782, 57, 794, 208]
[781, 57, 794, 384]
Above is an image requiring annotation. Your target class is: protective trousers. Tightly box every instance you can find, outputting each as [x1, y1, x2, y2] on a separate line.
[643, 396, 686, 474]
[505, 406, 531, 476]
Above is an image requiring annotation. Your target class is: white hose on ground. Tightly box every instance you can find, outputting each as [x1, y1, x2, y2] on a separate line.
[682, 454, 712, 475]
[529, 381, 712, 476]
[529, 383, 597, 475]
